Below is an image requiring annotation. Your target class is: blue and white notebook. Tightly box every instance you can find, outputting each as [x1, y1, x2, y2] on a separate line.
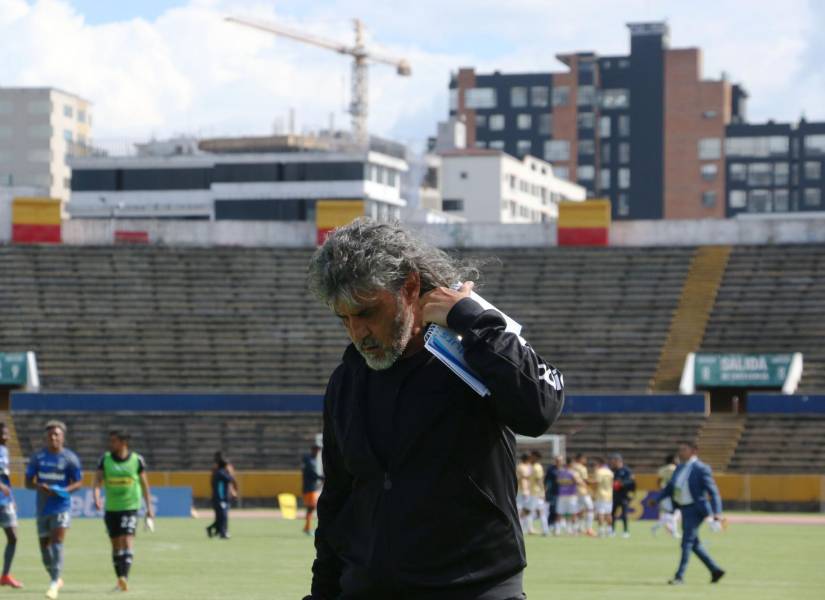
[424, 291, 521, 397]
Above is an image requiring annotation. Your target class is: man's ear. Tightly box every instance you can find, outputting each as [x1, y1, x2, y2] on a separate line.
[403, 272, 421, 301]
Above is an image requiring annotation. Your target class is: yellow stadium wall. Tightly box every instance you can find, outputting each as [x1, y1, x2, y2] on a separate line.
[9, 471, 822, 504]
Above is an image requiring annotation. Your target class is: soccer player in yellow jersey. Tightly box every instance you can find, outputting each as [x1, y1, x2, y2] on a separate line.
[652, 454, 681, 538]
[571, 454, 595, 536]
[516, 454, 533, 534]
[528, 451, 550, 536]
[592, 458, 614, 537]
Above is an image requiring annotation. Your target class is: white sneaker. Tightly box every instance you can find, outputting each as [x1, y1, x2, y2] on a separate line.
[45, 582, 59, 599]
[622, 532, 631, 539]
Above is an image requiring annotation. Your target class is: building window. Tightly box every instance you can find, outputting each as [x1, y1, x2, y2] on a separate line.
[701, 191, 717, 208]
[475, 114, 487, 128]
[804, 188, 822, 207]
[442, 199, 465, 211]
[577, 85, 596, 107]
[747, 162, 772, 186]
[474, 141, 487, 148]
[465, 87, 497, 109]
[774, 189, 790, 212]
[698, 138, 722, 160]
[449, 89, 458, 111]
[600, 89, 630, 109]
[618, 143, 630, 164]
[63, 104, 73, 118]
[748, 189, 773, 213]
[489, 140, 505, 150]
[804, 135, 825, 156]
[63, 129, 73, 142]
[729, 190, 747, 209]
[702, 110, 718, 119]
[511, 86, 528, 108]
[774, 162, 790, 186]
[544, 140, 570, 161]
[618, 115, 630, 137]
[554, 166, 569, 180]
[489, 114, 505, 130]
[804, 161, 821, 180]
[552, 86, 570, 107]
[601, 144, 611, 163]
[618, 168, 630, 189]
[599, 116, 611, 138]
[618, 59, 630, 68]
[577, 165, 595, 181]
[577, 112, 595, 129]
[729, 163, 746, 182]
[618, 193, 630, 216]
[578, 140, 595, 156]
[701, 163, 718, 181]
[538, 114, 552, 135]
[516, 140, 532, 156]
[531, 86, 549, 107]
[78, 109, 86, 123]
[517, 114, 532, 130]
[726, 136, 790, 157]
[600, 169, 610, 190]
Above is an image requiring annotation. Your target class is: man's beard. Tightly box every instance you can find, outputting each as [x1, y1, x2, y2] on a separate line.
[355, 298, 414, 371]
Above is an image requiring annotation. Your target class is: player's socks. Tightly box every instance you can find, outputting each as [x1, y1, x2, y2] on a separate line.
[112, 551, 123, 578]
[40, 545, 52, 575]
[48, 543, 64, 583]
[122, 550, 133, 579]
[3, 541, 16, 577]
[586, 510, 594, 532]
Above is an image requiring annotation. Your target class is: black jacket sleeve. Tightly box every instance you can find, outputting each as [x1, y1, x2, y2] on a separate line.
[447, 297, 564, 437]
[309, 366, 353, 599]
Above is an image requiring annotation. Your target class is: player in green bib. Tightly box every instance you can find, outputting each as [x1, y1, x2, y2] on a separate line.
[93, 429, 154, 592]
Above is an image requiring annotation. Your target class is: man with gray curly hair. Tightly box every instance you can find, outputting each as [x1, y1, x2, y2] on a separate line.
[305, 218, 564, 600]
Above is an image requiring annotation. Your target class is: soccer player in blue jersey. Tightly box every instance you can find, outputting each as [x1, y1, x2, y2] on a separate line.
[0, 423, 23, 589]
[25, 421, 83, 600]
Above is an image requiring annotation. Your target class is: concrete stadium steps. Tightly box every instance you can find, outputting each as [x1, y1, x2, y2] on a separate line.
[12, 411, 323, 471]
[552, 413, 706, 471]
[651, 246, 731, 391]
[727, 415, 825, 473]
[700, 244, 825, 391]
[0, 245, 695, 393]
[694, 413, 745, 471]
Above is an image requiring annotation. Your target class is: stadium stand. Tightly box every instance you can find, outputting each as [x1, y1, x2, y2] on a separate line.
[0, 245, 694, 394]
[12, 411, 323, 471]
[699, 244, 825, 391]
[552, 413, 706, 471]
[727, 414, 825, 473]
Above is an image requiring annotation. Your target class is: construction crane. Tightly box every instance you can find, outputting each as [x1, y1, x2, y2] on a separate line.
[226, 16, 411, 147]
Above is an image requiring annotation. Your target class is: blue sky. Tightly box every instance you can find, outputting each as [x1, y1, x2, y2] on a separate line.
[1, 0, 823, 146]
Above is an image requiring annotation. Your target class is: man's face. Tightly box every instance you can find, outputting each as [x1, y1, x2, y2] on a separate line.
[678, 444, 694, 462]
[46, 427, 64, 452]
[109, 435, 125, 454]
[334, 285, 417, 371]
[0, 427, 7, 445]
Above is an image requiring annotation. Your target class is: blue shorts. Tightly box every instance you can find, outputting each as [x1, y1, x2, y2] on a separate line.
[37, 512, 71, 537]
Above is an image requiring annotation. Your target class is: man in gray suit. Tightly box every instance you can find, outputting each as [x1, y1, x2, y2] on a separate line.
[656, 441, 726, 585]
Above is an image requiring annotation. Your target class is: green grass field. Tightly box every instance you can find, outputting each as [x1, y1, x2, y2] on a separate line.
[2, 516, 823, 599]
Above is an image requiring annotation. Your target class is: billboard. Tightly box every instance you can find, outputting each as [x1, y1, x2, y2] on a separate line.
[11, 487, 192, 519]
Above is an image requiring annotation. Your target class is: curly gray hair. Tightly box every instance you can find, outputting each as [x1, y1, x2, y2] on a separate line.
[308, 218, 480, 307]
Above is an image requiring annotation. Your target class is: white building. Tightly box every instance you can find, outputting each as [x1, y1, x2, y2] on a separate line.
[439, 149, 586, 223]
[68, 140, 407, 222]
[0, 87, 92, 201]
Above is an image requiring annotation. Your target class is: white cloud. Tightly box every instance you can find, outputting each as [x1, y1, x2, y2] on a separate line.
[0, 0, 822, 147]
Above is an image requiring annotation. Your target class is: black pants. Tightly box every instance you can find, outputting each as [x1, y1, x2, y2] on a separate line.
[212, 501, 229, 537]
[612, 497, 629, 532]
[546, 494, 558, 526]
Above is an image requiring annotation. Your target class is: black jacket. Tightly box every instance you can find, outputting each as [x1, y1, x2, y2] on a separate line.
[309, 298, 565, 598]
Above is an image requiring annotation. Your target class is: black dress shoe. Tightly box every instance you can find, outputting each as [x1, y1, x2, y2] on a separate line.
[711, 569, 726, 583]
[668, 578, 684, 585]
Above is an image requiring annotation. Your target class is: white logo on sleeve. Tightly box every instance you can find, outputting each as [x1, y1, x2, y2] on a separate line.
[538, 364, 564, 391]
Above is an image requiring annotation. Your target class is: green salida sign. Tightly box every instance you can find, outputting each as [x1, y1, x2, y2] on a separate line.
[0, 352, 28, 386]
[694, 353, 794, 388]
